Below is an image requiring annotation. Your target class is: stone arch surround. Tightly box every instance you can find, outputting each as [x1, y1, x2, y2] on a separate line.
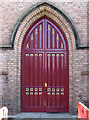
[12, 2, 76, 114]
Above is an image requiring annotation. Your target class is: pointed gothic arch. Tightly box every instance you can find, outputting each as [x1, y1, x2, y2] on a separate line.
[13, 2, 77, 113]
[21, 16, 69, 112]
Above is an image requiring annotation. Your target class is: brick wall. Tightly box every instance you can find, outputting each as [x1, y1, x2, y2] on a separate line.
[0, 1, 88, 115]
[87, 1, 89, 100]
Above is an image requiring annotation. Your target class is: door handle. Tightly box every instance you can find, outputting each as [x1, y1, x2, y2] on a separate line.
[45, 83, 47, 87]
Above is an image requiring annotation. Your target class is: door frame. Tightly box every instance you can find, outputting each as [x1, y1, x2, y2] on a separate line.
[12, 2, 76, 114]
[21, 16, 69, 112]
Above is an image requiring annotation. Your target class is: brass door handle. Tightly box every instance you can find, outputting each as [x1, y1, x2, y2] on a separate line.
[45, 83, 47, 87]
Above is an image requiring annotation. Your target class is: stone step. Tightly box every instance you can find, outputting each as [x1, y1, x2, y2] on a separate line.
[8, 113, 77, 120]
[8, 118, 77, 120]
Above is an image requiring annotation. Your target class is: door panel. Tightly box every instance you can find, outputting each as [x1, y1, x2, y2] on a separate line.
[45, 52, 67, 112]
[21, 52, 44, 112]
[45, 19, 65, 50]
[21, 16, 69, 112]
[25, 20, 44, 50]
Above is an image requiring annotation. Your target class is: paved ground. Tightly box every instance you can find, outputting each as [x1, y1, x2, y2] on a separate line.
[8, 113, 77, 120]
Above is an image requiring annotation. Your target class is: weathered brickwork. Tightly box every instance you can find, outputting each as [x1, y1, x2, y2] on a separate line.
[87, 2, 89, 101]
[0, 1, 89, 115]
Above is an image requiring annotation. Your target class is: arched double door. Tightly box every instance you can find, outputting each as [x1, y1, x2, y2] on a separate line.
[21, 16, 69, 112]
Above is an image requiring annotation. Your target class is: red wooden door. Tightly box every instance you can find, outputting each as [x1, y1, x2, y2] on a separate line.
[21, 17, 69, 112]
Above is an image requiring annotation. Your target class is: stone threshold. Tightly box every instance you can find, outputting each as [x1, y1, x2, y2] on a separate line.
[8, 113, 77, 119]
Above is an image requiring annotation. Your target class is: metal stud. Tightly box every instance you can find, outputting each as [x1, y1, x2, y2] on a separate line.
[39, 54, 42, 56]
[52, 92, 55, 95]
[30, 92, 33, 95]
[26, 88, 29, 91]
[35, 92, 38, 95]
[26, 54, 29, 56]
[30, 88, 33, 91]
[30, 54, 33, 56]
[35, 88, 38, 91]
[47, 88, 51, 91]
[47, 92, 51, 95]
[61, 43, 63, 49]
[35, 28, 38, 35]
[61, 92, 64, 95]
[48, 24, 50, 31]
[39, 24, 42, 31]
[31, 34, 33, 40]
[47, 54, 51, 56]
[61, 54, 64, 56]
[35, 54, 38, 56]
[56, 54, 59, 56]
[39, 88, 42, 91]
[57, 34, 59, 40]
[61, 88, 64, 91]
[52, 28, 54, 34]
[56, 92, 60, 95]
[52, 54, 55, 56]
[26, 92, 29, 95]
[26, 43, 29, 49]
[56, 88, 60, 91]
[52, 88, 55, 91]
[39, 92, 42, 95]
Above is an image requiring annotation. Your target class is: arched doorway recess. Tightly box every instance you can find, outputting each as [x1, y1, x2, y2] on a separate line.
[13, 2, 76, 113]
[21, 16, 69, 112]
